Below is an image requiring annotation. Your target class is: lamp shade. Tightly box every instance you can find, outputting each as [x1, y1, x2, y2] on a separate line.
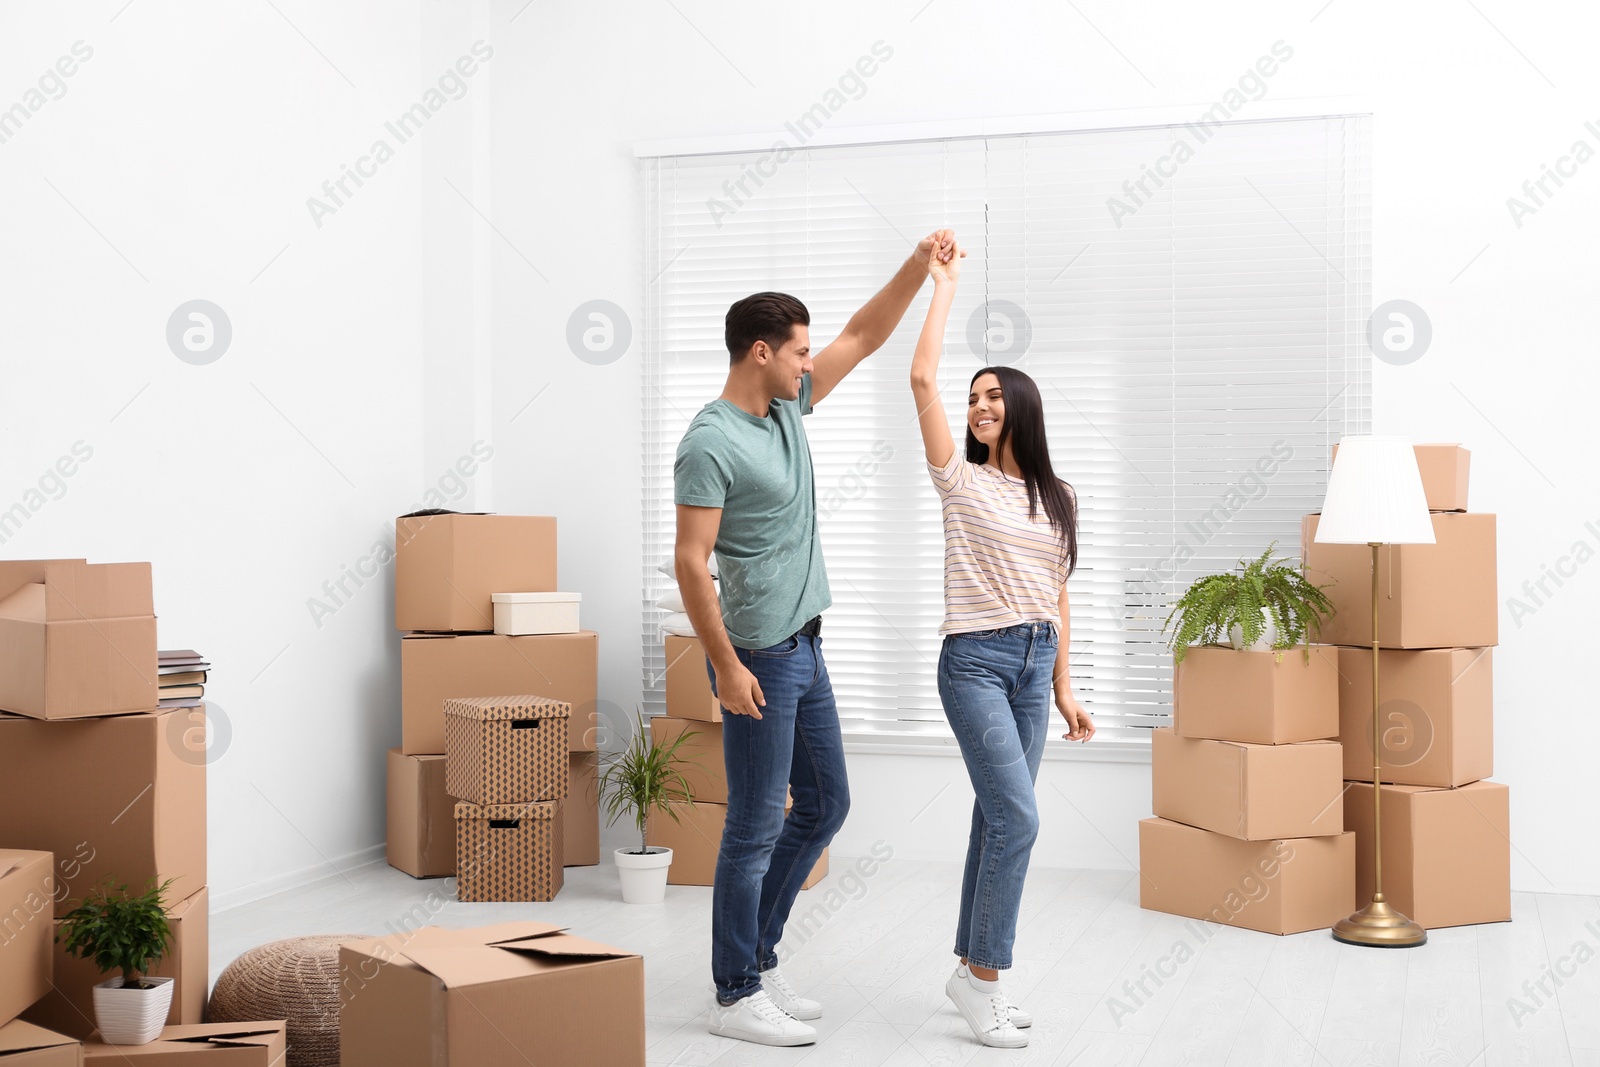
[1315, 435, 1436, 545]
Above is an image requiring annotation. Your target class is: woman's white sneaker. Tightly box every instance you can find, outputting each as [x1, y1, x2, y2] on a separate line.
[760, 965, 823, 1020]
[954, 963, 1032, 1028]
[946, 966, 1029, 1048]
[708, 989, 817, 1047]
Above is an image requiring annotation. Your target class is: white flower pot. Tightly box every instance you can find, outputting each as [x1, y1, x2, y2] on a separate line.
[92, 975, 174, 1045]
[1227, 607, 1280, 652]
[614, 846, 673, 904]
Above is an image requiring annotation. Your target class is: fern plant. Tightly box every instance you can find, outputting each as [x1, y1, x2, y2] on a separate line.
[1161, 542, 1335, 664]
[598, 711, 699, 855]
[58, 879, 174, 988]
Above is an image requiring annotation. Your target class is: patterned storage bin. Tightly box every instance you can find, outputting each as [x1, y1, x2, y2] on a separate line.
[454, 799, 565, 901]
[443, 694, 570, 806]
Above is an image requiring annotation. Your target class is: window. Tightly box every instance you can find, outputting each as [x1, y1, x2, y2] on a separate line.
[641, 114, 1371, 753]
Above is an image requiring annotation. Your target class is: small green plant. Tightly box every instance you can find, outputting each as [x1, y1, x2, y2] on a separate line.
[1161, 542, 1335, 664]
[598, 711, 699, 855]
[58, 879, 174, 988]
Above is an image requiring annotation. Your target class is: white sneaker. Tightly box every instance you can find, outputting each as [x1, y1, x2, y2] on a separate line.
[946, 966, 1029, 1048]
[761, 965, 823, 1020]
[708, 989, 817, 1047]
[955, 962, 1031, 1028]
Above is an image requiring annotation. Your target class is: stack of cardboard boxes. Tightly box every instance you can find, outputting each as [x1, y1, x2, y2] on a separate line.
[646, 636, 827, 887]
[387, 513, 601, 880]
[0, 559, 210, 1053]
[1139, 642, 1356, 934]
[1304, 443, 1510, 929]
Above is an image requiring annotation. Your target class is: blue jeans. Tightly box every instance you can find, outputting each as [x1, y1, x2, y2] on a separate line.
[707, 632, 849, 1004]
[938, 621, 1057, 970]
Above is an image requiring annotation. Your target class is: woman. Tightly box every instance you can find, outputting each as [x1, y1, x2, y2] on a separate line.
[909, 239, 1093, 1048]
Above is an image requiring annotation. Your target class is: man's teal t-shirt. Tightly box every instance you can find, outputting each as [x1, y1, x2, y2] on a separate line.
[673, 373, 831, 649]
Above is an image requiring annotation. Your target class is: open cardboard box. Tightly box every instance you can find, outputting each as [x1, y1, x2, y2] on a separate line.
[0, 560, 157, 719]
[81, 1022, 286, 1065]
[1152, 729, 1344, 840]
[0, 1020, 81, 1066]
[0, 851, 54, 1029]
[339, 922, 643, 1067]
[394, 513, 556, 632]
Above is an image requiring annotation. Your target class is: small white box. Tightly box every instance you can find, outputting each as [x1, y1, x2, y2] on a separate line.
[492, 592, 581, 635]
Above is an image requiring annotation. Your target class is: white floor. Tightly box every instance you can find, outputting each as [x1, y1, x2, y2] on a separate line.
[211, 856, 1600, 1067]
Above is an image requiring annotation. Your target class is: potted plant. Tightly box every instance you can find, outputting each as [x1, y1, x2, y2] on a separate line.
[58, 879, 175, 1045]
[598, 711, 698, 904]
[1162, 542, 1335, 663]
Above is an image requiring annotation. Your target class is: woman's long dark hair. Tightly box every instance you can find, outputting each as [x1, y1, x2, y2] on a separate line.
[965, 366, 1079, 576]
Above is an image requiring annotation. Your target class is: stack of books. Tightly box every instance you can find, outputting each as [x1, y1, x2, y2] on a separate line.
[158, 649, 209, 708]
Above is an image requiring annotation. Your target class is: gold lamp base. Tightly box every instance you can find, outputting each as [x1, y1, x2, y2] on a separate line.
[1332, 896, 1428, 948]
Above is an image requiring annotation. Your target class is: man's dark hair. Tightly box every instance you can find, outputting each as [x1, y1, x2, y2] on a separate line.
[725, 292, 809, 363]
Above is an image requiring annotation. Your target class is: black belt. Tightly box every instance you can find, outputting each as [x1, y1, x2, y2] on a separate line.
[796, 615, 822, 639]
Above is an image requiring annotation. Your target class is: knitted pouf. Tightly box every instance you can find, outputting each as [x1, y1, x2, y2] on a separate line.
[208, 934, 360, 1067]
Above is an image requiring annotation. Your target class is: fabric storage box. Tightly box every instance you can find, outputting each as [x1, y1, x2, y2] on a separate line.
[1173, 645, 1339, 745]
[444, 696, 569, 806]
[492, 593, 580, 636]
[454, 800, 564, 902]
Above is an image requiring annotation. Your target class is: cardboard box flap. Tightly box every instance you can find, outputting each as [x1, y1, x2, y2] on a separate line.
[495, 933, 637, 962]
[163, 1026, 286, 1048]
[0, 1020, 78, 1054]
[0, 583, 46, 622]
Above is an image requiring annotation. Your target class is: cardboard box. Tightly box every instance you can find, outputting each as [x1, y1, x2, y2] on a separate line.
[454, 800, 564, 902]
[385, 750, 456, 878]
[663, 636, 720, 722]
[444, 696, 569, 806]
[1336, 647, 1493, 788]
[24, 889, 206, 1040]
[645, 802, 827, 888]
[0, 560, 157, 720]
[0, 852, 54, 1029]
[0, 1020, 81, 1066]
[0, 711, 206, 918]
[82, 1022, 286, 1065]
[1152, 729, 1344, 840]
[401, 632, 597, 754]
[1302, 511, 1497, 649]
[648, 716, 726, 805]
[1138, 818, 1355, 935]
[1344, 779, 1510, 929]
[1334, 442, 1468, 512]
[339, 922, 644, 1067]
[1172, 646, 1339, 745]
[394, 513, 556, 632]
[563, 752, 599, 867]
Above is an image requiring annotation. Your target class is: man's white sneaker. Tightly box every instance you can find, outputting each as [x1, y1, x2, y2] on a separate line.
[946, 966, 1029, 1048]
[760, 965, 823, 1020]
[708, 989, 817, 1047]
[954, 962, 1031, 1028]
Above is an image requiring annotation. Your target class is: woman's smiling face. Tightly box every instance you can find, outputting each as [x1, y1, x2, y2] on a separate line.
[968, 372, 1004, 447]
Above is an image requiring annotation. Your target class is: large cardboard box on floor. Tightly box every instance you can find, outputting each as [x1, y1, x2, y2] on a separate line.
[1344, 779, 1510, 929]
[394, 512, 556, 632]
[564, 752, 599, 866]
[82, 1022, 285, 1065]
[385, 750, 456, 878]
[401, 632, 597, 754]
[1336, 647, 1493, 788]
[444, 696, 569, 806]
[454, 800, 564, 902]
[1173, 646, 1339, 745]
[339, 922, 644, 1067]
[1301, 512, 1497, 649]
[1333, 442, 1469, 512]
[1138, 818, 1355, 935]
[0, 851, 54, 1029]
[0, 560, 157, 720]
[648, 716, 726, 804]
[646, 802, 827, 888]
[24, 889, 207, 1040]
[0, 711, 206, 917]
[663, 635, 721, 722]
[0, 1020, 81, 1066]
[1152, 729, 1344, 840]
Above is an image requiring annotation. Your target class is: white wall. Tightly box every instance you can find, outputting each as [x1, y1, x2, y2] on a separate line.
[3, 0, 1594, 903]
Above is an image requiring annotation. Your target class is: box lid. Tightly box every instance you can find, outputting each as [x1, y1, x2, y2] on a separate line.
[442, 695, 570, 721]
[0, 560, 153, 622]
[492, 592, 581, 604]
[0, 1019, 78, 1056]
[454, 800, 561, 821]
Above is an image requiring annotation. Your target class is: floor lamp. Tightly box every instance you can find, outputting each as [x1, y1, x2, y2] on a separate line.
[1316, 435, 1435, 948]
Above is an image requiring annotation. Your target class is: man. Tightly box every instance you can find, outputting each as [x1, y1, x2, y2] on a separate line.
[674, 230, 956, 1047]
